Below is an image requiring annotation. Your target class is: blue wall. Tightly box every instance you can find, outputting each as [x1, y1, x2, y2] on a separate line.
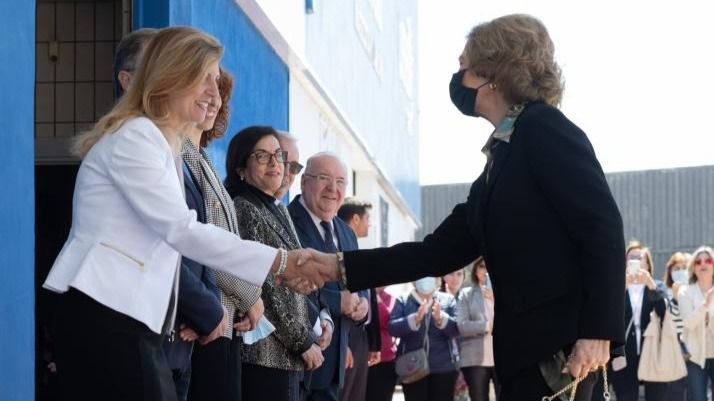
[0, 1, 35, 400]
[134, 0, 289, 178]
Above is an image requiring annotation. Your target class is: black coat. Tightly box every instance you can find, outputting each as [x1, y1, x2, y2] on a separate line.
[343, 102, 626, 382]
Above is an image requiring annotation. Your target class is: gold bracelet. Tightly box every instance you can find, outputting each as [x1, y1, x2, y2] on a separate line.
[336, 251, 348, 289]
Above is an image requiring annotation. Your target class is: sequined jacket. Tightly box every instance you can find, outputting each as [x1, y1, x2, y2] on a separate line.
[233, 186, 317, 371]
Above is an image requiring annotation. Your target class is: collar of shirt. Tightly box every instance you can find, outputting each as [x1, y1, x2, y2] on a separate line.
[298, 196, 337, 246]
[480, 103, 525, 157]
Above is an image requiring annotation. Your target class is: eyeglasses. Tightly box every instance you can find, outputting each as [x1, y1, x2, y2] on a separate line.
[695, 258, 714, 266]
[304, 173, 347, 188]
[287, 161, 304, 175]
[251, 150, 287, 165]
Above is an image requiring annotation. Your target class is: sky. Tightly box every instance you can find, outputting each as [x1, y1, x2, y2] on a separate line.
[418, 0, 714, 185]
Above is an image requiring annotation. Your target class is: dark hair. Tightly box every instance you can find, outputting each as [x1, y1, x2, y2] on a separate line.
[201, 67, 234, 147]
[337, 198, 372, 222]
[113, 28, 158, 97]
[471, 256, 485, 284]
[224, 126, 280, 198]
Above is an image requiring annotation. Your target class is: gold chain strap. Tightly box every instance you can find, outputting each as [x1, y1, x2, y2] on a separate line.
[541, 366, 610, 401]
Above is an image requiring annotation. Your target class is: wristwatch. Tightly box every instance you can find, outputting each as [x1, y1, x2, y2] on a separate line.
[336, 251, 348, 289]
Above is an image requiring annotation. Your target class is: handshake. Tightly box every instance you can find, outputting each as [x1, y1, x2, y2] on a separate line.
[275, 248, 343, 294]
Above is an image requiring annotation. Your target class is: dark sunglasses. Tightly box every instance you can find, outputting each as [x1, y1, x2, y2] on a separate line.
[287, 161, 304, 175]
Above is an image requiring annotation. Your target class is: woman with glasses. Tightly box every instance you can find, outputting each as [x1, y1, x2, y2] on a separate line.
[678, 246, 714, 401]
[224, 126, 322, 401]
[45, 27, 293, 401]
[609, 241, 667, 401]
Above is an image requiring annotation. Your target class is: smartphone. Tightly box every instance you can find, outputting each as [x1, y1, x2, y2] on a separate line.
[484, 272, 492, 289]
[626, 260, 640, 276]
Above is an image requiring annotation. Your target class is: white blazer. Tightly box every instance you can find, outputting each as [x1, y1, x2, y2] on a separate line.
[44, 117, 277, 333]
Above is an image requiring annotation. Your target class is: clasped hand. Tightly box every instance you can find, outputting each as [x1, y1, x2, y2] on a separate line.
[277, 249, 341, 294]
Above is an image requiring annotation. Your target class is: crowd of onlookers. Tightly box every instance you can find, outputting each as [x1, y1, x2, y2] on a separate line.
[382, 240, 714, 401]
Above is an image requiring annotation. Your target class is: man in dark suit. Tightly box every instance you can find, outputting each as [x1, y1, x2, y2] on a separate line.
[289, 153, 369, 401]
[337, 199, 381, 401]
[161, 163, 227, 400]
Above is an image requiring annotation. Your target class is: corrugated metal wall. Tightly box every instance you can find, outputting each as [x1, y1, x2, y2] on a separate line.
[418, 166, 714, 278]
[607, 166, 714, 278]
[416, 182, 471, 241]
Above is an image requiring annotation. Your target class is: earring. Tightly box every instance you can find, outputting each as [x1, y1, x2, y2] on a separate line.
[489, 82, 497, 90]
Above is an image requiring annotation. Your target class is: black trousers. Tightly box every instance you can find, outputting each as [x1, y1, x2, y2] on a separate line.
[304, 384, 339, 401]
[461, 365, 500, 401]
[341, 329, 369, 401]
[188, 335, 242, 401]
[242, 363, 301, 401]
[402, 370, 459, 401]
[53, 288, 176, 401]
[365, 360, 398, 401]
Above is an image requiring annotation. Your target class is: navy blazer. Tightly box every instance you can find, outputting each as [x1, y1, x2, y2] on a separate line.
[162, 162, 224, 371]
[289, 196, 364, 390]
[341, 102, 626, 383]
[389, 291, 459, 374]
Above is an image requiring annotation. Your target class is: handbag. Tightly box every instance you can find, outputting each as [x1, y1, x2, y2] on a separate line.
[637, 307, 687, 382]
[542, 365, 609, 401]
[395, 310, 431, 384]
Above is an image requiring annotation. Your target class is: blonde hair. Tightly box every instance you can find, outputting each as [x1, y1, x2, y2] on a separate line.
[74, 26, 224, 158]
[464, 14, 564, 106]
[687, 246, 714, 285]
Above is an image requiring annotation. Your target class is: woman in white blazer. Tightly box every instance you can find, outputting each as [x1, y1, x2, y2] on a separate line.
[43, 27, 309, 401]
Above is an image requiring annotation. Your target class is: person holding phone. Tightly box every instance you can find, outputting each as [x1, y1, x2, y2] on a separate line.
[389, 277, 460, 401]
[456, 257, 499, 401]
[608, 241, 668, 401]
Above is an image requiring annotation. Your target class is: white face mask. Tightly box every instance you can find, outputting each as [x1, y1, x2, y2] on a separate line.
[672, 270, 689, 285]
[414, 277, 437, 295]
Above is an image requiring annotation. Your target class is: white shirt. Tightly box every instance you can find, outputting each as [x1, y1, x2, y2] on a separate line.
[298, 196, 338, 249]
[627, 283, 645, 355]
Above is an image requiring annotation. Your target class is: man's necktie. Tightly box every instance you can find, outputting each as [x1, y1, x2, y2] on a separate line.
[319, 221, 338, 253]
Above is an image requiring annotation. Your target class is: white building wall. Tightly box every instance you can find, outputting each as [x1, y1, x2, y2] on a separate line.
[242, 0, 420, 250]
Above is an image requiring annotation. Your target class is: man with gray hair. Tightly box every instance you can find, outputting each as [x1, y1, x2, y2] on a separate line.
[288, 153, 369, 401]
[275, 131, 303, 200]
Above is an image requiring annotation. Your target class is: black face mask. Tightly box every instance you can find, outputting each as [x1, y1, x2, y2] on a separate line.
[449, 69, 489, 117]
